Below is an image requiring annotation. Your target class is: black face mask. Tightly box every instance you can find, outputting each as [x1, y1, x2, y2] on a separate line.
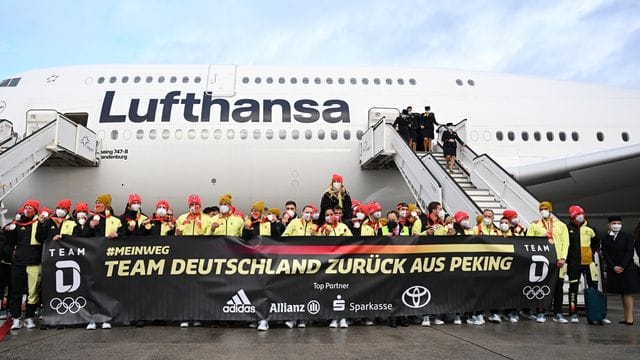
[388, 221, 398, 229]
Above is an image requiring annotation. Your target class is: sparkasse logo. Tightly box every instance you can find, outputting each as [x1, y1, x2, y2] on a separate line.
[223, 289, 256, 313]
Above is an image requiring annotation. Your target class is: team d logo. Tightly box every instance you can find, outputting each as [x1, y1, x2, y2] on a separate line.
[528, 255, 549, 283]
[55, 260, 81, 293]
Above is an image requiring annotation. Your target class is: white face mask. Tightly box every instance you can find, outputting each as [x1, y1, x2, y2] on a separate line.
[460, 219, 470, 228]
[438, 209, 446, 220]
[312, 213, 320, 220]
[499, 223, 510, 232]
[77, 212, 87, 219]
[41, 211, 49, 218]
[540, 210, 550, 219]
[373, 211, 382, 219]
[286, 210, 295, 218]
[130, 203, 141, 212]
[15, 213, 21, 220]
[411, 211, 418, 218]
[156, 208, 167, 217]
[267, 214, 274, 222]
[78, 218, 86, 225]
[610, 224, 622, 232]
[189, 206, 197, 214]
[356, 212, 365, 220]
[333, 182, 342, 190]
[399, 210, 407, 218]
[483, 217, 493, 226]
[220, 205, 230, 214]
[574, 215, 585, 223]
[55, 209, 67, 218]
[511, 217, 520, 225]
[353, 221, 361, 229]
[302, 213, 312, 221]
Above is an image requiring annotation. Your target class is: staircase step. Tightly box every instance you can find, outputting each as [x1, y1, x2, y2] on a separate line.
[476, 201, 503, 209]
[469, 195, 497, 202]
[465, 189, 491, 196]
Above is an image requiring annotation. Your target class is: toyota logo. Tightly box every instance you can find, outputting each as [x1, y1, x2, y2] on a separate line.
[49, 296, 87, 315]
[402, 286, 431, 309]
[522, 285, 551, 300]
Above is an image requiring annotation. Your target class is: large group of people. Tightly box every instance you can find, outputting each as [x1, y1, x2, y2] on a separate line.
[1, 173, 639, 332]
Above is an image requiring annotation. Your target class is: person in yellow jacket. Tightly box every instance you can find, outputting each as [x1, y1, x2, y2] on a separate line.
[445, 211, 474, 236]
[39, 199, 77, 242]
[211, 194, 243, 236]
[497, 217, 514, 237]
[176, 194, 212, 236]
[406, 204, 424, 235]
[503, 209, 526, 236]
[242, 201, 283, 240]
[526, 201, 569, 324]
[282, 205, 318, 237]
[361, 202, 384, 236]
[318, 208, 352, 237]
[119, 193, 149, 236]
[474, 209, 500, 236]
[379, 211, 409, 236]
[88, 194, 123, 239]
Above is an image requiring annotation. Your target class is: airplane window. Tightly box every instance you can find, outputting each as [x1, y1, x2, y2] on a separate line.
[162, 129, 170, 140]
[175, 129, 183, 140]
[361, 78, 369, 85]
[350, 78, 357, 85]
[194, 76, 202, 83]
[109, 76, 117, 84]
[409, 78, 416, 85]
[253, 129, 260, 140]
[254, 77, 262, 84]
[305, 130, 312, 139]
[338, 78, 345, 85]
[456, 79, 463, 86]
[468, 79, 475, 86]
[496, 131, 504, 141]
[110, 130, 118, 140]
[182, 76, 189, 83]
[158, 76, 165, 83]
[242, 77, 250, 84]
[292, 129, 300, 139]
[344, 130, 351, 140]
[385, 78, 392, 85]
[98, 77, 105, 84]
[326, 78, 333, 84]
[507, 131, 515, 141]
[546, 131, 554, 141]
[279, 129, 286, 139]
[136, 130, 144, 140]
[596, 132, 604, 142]
[318, 130, 325, 139]
[188, 129, 196, 140]
[214, 129, 222, 140]
[356, 130, 364, 140]
[134, 76, 141, 83]
[266, 129, 273, 139]
[534, 131, 541, 141]
[201, 129, 209, 140]
[559, 131, 567, 141]
[373, 78, 381, 85]
[331, 130, 338, 140]
[521, 131, 529, 141]
[278, 77, 285, 84]
[266, 77, 273, 84]
[302, 77, 309, 84]
[314, 78, 321, 84]
[122, 76, 129, 83]
[240, 129, 248, 139]
[149, 129, 157, 140]
[397, 78, 405, 85]
[146, 76, 153, 83]
[571, 131, 579, 141]
[170, 76, 177, 83]
[622, 132, 629, 142]
[227, 129, 235, 140]
[290, 77, 297, 84]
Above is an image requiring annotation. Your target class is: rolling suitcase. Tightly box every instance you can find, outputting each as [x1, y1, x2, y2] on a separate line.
[584, 286, 607, 325]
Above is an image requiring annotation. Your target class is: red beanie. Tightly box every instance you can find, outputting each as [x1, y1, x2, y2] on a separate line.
[40, 207, 52, 216]
[331, 173, 343, 183]
[56, 199, 72, 212]
[188, 194, 201, 206]
[367, 202, 382, 213]
[351, 199, 361, 211]
[568, 205, 584, 218]
[23, 199, 40, 212]
[454, 211, 469, 223]
[356, 203, 369, 216]
[503, 209, 518, 220]
[75, 202, 89, 213]
[128, 193, 142, 205]
[156, 199, 170, 210]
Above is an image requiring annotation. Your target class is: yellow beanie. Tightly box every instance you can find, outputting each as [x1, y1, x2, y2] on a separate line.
[539, 201, 553, 211]
[475, 214, 484, 225]
[96, 193, 112, 208]
[408, 204, 418, 213]
[219, 193, 232, 205]
[252, 201, 265, 213]
[268, 207, 280, 217]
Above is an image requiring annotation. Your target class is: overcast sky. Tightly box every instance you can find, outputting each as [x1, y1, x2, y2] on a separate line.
[1, 0, 638, 89]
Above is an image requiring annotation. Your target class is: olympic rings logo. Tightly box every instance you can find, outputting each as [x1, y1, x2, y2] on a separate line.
[522, 285, 551, 300]
[49, 296, 87, 315]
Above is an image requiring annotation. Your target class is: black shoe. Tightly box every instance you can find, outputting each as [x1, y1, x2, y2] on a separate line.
[389, 318, 397, 328]
[135, 320, 145, 327]
[619, 320, 634, 326]
[398, 317, 409, 327]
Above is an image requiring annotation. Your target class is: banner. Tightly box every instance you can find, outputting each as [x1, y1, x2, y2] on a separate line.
[42, 235, 557, 325]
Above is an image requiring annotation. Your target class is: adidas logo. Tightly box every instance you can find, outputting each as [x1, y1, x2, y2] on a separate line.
[222, 289, 256, 313]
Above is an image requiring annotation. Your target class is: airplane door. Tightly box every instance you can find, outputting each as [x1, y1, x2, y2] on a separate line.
[206, 65, 237, 97]
[368, 107, 400, 127]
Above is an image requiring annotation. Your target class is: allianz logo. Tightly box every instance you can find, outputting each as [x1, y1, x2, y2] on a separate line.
[222, 289, 256, 314]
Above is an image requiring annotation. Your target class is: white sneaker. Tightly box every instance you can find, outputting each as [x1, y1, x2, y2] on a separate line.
[24, 318, 36, 329]
[570, 314, 579, 323]
[193, 321, 202, 327]
[508, 314, 519, 323]
[602, 318, 611, 325]
[180, 321, 189, 328]
[363, 319, 374, 326]
[257, 320, 269, 331]
[11, 318, 21, 330]
[86, 321, 97, 330]
[552, 314, 568, 324]
[474, 314, 485, 326]
[249, 322, 257, 328]
[297, 321, 306, 328]
[466, 315, 477, 325]
[339, 318, 348, 328]
[453, 315, 462, 325]
[488, 313, 502, 323]
[421, 315, 431, 327]
[433, 318, 445, 325]
[285, 320, 296, 329]
[536, 313, 546, 323]
[101, 322, 111, 329]
[329, 319, 338, 328]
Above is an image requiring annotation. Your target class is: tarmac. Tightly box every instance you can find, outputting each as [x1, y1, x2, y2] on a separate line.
[0, 297, 638, 360]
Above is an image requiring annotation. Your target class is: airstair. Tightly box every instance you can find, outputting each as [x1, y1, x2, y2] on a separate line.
[360, 108, 541, 224]
[0, 110, 100, 204]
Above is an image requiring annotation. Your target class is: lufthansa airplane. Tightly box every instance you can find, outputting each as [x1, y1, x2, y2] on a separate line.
[0, 64, 639, 222]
